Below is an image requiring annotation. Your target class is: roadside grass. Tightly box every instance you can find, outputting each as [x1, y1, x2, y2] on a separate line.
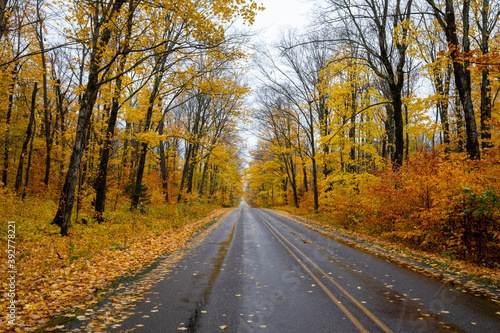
[0, 188, 229, 332]
[272, 207, 500, 293]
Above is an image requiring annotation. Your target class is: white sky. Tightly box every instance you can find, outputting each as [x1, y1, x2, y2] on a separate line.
[238, 0, 314, 159]
[250, 0, 312, 43]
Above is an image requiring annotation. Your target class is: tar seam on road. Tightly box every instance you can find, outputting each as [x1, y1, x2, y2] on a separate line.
[256, 211, 394, 333]
[188, 221, 237, 332]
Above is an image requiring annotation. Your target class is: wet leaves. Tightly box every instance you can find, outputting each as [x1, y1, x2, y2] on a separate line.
[3, 209, 232, 332]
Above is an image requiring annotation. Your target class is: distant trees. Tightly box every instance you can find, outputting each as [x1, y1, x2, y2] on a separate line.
[0, 0, 261, 235]
[247, 0, 500, 209]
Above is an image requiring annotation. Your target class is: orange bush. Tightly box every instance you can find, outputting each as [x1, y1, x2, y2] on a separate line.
[294, 147, 500, 267]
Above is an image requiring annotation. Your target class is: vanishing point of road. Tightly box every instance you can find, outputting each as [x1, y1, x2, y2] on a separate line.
[73, 202, 500, 332]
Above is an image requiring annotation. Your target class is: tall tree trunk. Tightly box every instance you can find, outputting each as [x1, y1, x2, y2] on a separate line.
[52, 0, 126, 235]
[302, 162, 308, 192]
[15, 83, 37, 193]
[54, 78, 66, 179]
[429, 0, 480, 158]
[2, 65, 17, 186]
[199, 159, 209, 196]
[308, 107, 319, 211]
[390, 85, 405, 166]
[349, 86, 357, 172]
[479, 0, 492, 149]
[23, 121, 35, 199]
[38, 18, 51, 186]
[311, 155, 319, 211]
[131, 71, 162, 208]
[158, 121, 169, 202]
[288, 156, 298, 208]
[94, 7, 132, 220]
[455, 95, 465, 153]
[0, 0, 9, 41]
[178, 144, 193, 202]
[434, 65, 452, 147]
[384, 104, 395, 160]
[93, 85, 121, 221]
[186, 146, 198, 195]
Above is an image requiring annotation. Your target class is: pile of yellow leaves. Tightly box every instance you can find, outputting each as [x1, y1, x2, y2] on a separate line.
[0, 189, 231, 332]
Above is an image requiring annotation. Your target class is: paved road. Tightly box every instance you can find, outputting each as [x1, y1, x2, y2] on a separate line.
[87, 203, 500, 332]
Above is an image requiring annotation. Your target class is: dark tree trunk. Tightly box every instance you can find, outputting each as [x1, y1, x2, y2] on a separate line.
[428, 0, 480, 159]
[23, 121, 35, 196]
[41, 35, 51, 186]
[0, 0, 9, 41]
[185, 146, 198, 195]
[199, 159, 209, 196]
[158, 121, 170, 202]
[349, 87, 357, 172]
[94, 91, 120, 221]
[2, 65, 17, 186]
[302, 162, 308, 192]
[434, 65, 452, 147]
[384, 104, 395, 160]
[311, 155, 319, 212]
[36, 0, 52, 186]
[455, 96, 465, 153]
[52, 0, 126, 235]
[15, 83, 37, 193]
[479, 0, 492, 149]
[54, 78, 67, 179]
[389, 84, 405, 166]
[131, 70, 162, 208]
[307, 106, 319, 211]
[178, 143, 191, 202]
[289, 156, 298, 208]
[94, 10, 132, 220]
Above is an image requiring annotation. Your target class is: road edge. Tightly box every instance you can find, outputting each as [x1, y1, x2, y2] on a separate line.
[265, 208, 500, 304]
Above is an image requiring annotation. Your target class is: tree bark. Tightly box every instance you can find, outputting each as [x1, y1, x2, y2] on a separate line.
[2, 64, 16, 186]
[479, 0, 492, 149]
[0, 0, 9, 41]
[52, 0, 126, 235]
[37, 1, 52, 186]
[94, 3, 133, 220]
[428, 0, 480, 159]
[15, 83, 37, 193]
[158, 121, 170, 202]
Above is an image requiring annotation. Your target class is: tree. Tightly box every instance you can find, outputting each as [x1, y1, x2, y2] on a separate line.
[94, 0, 137, 221]
[52, 0, 129, 235]
[322, 0, 414, 166]
[255, 88, 300, 207]
[474, 0, 499, 148]
[425, 0, 480, 159]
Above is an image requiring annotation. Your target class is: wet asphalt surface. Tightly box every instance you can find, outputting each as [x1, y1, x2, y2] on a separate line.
[88, 203, 500, 332]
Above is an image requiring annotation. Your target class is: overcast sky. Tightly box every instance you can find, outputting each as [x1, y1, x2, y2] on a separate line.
[250, 0, 312, 43]
[237, 0, 314, 158]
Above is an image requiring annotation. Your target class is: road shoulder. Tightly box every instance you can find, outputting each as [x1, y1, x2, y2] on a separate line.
[266, 209, 500, 303]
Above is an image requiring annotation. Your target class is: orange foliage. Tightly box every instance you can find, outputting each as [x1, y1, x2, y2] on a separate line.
[291, 147, 500, 268]
[0, 188, 230, 332]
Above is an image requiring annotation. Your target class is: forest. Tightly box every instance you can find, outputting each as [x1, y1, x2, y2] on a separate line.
[246, 0, 500, 269]
[0, 0, 499, 330]
[0, 0, 261, 330]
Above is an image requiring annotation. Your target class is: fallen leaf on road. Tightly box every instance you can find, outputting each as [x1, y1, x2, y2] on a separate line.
[220, 324, 228, 329]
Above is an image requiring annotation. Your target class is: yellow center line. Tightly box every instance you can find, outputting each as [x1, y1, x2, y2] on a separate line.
[257, 211, 394, 333]
[257, 213, 369, 333]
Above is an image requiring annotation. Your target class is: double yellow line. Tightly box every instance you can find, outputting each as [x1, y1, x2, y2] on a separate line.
[256, 212, 393, 333]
